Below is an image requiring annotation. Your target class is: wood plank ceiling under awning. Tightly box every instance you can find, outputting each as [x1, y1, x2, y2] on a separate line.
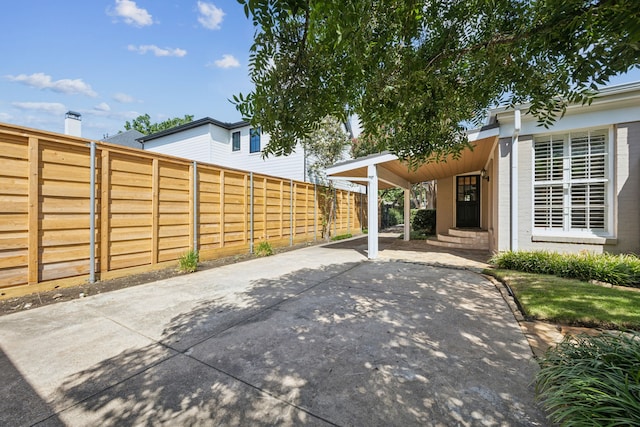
[327, 135, 498, 188]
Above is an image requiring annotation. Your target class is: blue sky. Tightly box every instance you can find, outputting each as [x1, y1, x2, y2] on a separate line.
[1, 1, 639, 140]
[0, 1, 256, 139]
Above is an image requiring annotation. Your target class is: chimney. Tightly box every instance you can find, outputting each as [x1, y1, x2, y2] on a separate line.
[64, 111, 82, 137]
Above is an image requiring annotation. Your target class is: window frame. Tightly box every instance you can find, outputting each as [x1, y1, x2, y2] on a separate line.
[249, 127, 261, 153]
[232, 131, 241, 152]
[531, 127, 614, 238]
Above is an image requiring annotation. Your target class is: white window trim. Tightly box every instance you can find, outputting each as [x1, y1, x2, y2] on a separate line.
[531, 126, 615, 239]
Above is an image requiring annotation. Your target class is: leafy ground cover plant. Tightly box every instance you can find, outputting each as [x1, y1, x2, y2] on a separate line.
[331, 233, 352, 241]
[490, 251, 640, 288]
[178, 250, 199, 273]
[255, 241, 274, 257]
[536, 332, 640, 426]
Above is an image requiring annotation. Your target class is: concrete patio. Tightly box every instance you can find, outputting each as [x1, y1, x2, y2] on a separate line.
[0, 234, 548, 426]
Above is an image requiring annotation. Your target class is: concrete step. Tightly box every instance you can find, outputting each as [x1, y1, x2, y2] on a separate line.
[448, 228, 489, 239]
[426, 237, 487, 250]
[426, 228, 489, 250]
[437, 233, 488, 245]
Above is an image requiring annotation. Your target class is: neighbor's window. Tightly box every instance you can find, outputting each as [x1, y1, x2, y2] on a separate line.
[232, 131, 241, 151]
[250, 127, 261, 153]
[533, 129, 609, 233]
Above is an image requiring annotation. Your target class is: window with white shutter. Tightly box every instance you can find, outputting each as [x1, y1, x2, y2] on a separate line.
[533, 129, 610, 234]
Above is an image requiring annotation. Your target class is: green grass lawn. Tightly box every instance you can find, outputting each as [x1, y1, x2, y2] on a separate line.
[485, 269, 640, 330]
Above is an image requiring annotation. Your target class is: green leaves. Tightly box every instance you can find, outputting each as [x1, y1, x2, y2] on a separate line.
[124, 113, 194, 135]
[536, 332, 640, 426]
[236, 0, 640, 164]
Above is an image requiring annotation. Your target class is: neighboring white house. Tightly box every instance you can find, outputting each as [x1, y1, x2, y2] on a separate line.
[328, 81, 640, 257]
[137, 117, 363, 192]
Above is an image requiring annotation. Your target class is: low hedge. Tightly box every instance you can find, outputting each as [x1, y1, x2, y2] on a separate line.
[410, 209, 436, 234]
[490, 250, 640, 288]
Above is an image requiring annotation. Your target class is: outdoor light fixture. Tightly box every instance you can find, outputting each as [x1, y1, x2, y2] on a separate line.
[481, 169, 490, 181]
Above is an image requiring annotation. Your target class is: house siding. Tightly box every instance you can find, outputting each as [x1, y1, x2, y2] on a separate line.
[210, 125, 307, 182]
[611, 121, 640, 254]
[497, 137, 512, 251]
[143, 125, 212, 162]
[144, 123, 307, 182]
[435, 177, 454, 235]
[503, 121, 640, 254]
[517, 135, 535, 251]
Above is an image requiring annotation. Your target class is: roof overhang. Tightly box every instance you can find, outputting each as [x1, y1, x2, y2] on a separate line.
[327, 127, 499, 189]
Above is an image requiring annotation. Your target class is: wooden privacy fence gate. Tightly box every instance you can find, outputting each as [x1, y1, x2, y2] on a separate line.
[0, 123, 367, 299]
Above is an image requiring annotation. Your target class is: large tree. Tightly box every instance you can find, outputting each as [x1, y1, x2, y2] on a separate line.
[235, 0, 640, 167]
[124, 114, 194, 135]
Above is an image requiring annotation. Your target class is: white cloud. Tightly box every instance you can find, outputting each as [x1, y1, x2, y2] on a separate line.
[197, 1, 224, 30]
[12, 102, 67, 115]
[94, 102, 111, 112]
[211, 54, 240, 69]
[113, 92, 136, 103]
[110, 0, 153, 27]
[128, 44, 187, 57]
[0, 112, 12, 121]
[5, 73, 98, 97]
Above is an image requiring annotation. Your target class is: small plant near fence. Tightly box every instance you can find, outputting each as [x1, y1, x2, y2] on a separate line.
[490, 250, 640, 288]
[536, 332, 640, 425]
[178, 250, 199, 273]
[255, 241, 274, 257]
[331, 233, 352, 241]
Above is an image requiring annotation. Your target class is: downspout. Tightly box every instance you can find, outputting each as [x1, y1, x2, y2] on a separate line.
[510, 109, 521, 251]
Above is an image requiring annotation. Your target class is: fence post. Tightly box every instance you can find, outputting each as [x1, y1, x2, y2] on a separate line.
[192, 161, 198, 252]
[333, 188, 338, 237]
[290, 179, 294, 246]
[250, 172, 254, 254]
[347, 191, 351, 235]
[27, 137, 39, 285]
[89, 141, 96, 284]
[313, 184, 317, 241]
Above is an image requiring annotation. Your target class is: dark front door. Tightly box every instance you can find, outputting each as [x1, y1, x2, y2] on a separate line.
[456, 175, 480, 228]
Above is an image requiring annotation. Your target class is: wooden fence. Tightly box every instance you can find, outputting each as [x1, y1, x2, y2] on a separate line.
[0, 123, 367, 299]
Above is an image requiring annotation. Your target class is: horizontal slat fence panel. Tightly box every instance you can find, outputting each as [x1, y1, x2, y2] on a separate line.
[0, 123, 366, 298]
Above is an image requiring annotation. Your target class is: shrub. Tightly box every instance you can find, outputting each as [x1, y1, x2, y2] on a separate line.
[178, 250, 199, 273]
[255, 240, 274, 257]
[411, 209, 436, 234]
[536, 332, 640, 426]
[490, 250, 640, 288]
[382, 206, 404, 227]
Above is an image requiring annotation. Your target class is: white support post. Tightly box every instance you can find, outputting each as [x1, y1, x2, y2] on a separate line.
[404, 188, 410, 241]
[367, 164, 378, 259]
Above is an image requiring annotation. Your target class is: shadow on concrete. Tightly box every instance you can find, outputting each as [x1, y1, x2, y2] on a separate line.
[325, 235, 491, 271]
[0, 345, 63, 426]
[51, 262, 546, 425]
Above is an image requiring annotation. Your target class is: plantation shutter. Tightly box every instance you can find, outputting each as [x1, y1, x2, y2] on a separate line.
[534, 135, 565, 229]
[533, 129, 608, 233]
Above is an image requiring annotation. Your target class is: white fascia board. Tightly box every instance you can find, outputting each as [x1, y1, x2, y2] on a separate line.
[326, 152, 399, 176]
[467, 126, 499, 142]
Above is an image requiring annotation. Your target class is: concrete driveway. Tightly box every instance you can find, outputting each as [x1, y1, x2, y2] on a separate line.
[0, 236, 548, 426]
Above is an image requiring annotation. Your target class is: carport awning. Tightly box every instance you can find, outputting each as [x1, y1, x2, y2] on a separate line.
[325, 125, 499, 260]
[326, 131, 499, 189]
